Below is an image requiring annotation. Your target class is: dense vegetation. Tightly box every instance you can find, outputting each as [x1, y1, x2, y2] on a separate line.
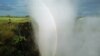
[0, 16, 39, 56]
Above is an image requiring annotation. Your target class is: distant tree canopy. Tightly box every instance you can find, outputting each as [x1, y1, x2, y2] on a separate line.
[25, 15, 30, 17]
[0, 15, 30, 18]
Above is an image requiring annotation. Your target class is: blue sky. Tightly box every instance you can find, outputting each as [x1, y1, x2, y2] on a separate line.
[78, 0, 100, 16]
[0, 0, 28, 16]
[0, 0, 100, 16]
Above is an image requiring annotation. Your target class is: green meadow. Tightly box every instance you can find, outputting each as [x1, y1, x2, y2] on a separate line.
[0, 16, 31, 23]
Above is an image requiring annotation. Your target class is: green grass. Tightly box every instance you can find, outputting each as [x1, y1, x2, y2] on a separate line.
[0, 16, 31, 23]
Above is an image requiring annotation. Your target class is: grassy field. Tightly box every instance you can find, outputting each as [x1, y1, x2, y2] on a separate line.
[0, 16, 31, 23]
[0, 16, 39, 56]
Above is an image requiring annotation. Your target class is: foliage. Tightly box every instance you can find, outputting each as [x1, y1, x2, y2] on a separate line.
[0, 16, 39, 56]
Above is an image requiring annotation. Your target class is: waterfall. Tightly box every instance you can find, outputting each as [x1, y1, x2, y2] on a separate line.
[29, 0, 100, 56]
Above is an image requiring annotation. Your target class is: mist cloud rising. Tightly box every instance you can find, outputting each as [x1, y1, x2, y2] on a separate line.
[29, 0, 76, 56]
[29, 0, 100, 56]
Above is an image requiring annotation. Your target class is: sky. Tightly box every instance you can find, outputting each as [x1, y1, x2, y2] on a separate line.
[77, 0, 100, 16]
[0, 0, 100, 16]
[0, 0, 28, 16]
